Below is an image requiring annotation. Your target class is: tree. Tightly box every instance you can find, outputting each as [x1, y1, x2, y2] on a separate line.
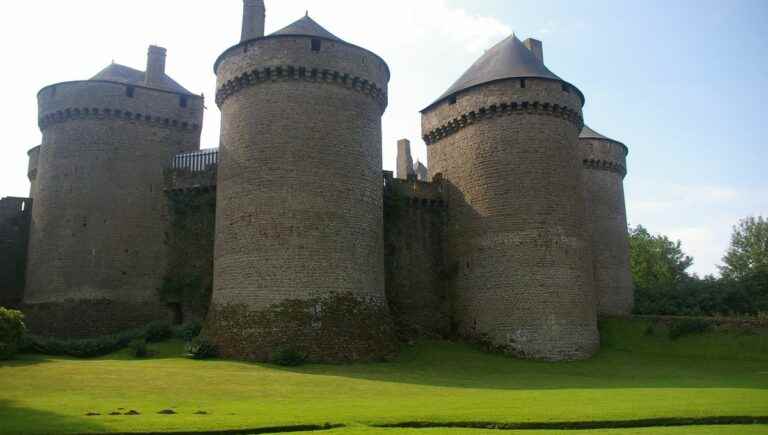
[720, 216, 768, 280]
[628, 225, 693, 291]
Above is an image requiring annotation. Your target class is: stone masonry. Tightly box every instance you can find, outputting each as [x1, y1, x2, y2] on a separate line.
[580, 127, 633, 316]
[4, 1, 634, 362]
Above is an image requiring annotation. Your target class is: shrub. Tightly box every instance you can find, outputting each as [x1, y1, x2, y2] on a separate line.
[144, 321, 173, 343]
[0, 308, 26, 360]
[186, 336, 218, 360]
[669, 319, 712, 340]
[174, 321, 202, 342]
[271, 346, 307, 367]
[130, 340, 149, 358]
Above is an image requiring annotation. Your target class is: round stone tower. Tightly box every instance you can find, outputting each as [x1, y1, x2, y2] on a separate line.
[208, 3, 394, 361]
[580, 126, 633, 317]
[422, 35, 598, 360]
[25, 46, 204, 336]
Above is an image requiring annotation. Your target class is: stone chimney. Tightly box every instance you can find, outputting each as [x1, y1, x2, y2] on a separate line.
[396, 139, 415, 180]
[145, 45, 167, 87]
[523, 38, 543, 63]
[242, 0, 266, 41]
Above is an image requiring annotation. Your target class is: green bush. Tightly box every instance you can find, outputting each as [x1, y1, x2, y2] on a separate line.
[144, 322, 173, 343]
[174, 321, 202, 342]
[271, 346, 307, 367]
[668, 319, 713, 340]
[129, 340, 149, 358]
[0, 308, 26, 360]
[185, 336, 218, 360]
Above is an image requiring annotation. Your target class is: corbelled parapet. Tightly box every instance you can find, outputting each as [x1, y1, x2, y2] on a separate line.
[24, 48, 204, 336]
[579, 126, 633, 317]
[209, 11, 396, 362]
[422, 34, 598, 360]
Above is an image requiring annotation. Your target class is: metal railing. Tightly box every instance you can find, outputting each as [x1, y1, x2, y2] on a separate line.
[170, 148, 218, 172]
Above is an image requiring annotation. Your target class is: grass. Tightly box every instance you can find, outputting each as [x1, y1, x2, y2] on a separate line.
[0, 319, 766, 434]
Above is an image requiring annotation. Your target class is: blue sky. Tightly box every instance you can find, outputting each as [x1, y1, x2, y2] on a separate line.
[0, 0, 765, 276]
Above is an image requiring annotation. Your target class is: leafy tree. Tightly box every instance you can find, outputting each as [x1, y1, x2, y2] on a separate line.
[628, 225, 693, 291]
[720, 216, 768, 280]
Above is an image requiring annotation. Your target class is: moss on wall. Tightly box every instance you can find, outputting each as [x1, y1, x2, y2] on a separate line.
[162, 188, 216, 322]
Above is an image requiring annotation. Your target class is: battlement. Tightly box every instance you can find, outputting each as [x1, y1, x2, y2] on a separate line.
[383, 171, 446, 208]
[216, 64, 388, 109]
[423, 99, 583, 145]
[38, 80, 203, 132]
[164, 149, 219, 192]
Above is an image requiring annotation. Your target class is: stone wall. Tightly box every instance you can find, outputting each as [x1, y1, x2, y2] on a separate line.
[24, 80, 203, 336]
[0, 197, 31, 308]
[209, 33, 394, 361]
[162, 167, 217, 323]
[423, 78, 599, 360]
[580, 136, 633, 317]
[384, 172, 450, 338]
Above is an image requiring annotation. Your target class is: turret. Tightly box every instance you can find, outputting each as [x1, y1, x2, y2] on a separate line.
[24, 47, 203, 337]
[208, 10, 394, 362]
[421, 35, 597, 360]
[579, 126, 633, 317]
[241, 0, 266, 41]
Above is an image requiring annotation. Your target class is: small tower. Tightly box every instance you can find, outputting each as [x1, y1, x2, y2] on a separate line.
[579, 126, 633, 316]
[209, 7, 394, 361]
[396, 139, 415, 180]
[422, 35, 598, 360]
[25, 47, 203, 336]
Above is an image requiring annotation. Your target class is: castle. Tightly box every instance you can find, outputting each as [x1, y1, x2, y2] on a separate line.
[0, 1, 632, 362]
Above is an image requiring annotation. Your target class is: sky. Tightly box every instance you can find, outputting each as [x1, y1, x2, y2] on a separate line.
[1, 0, 766, 276]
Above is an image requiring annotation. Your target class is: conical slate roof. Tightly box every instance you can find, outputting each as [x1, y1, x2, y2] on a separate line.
[580, 125, 628, 154]
[271, 15, 343, 42]
[427, 34, 567, 109]
[90, 63, 192, 94]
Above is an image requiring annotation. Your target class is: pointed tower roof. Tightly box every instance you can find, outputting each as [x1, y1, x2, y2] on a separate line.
[270, 15, 343, 42]
[425, 34, 581, 110]
[90, 63, 192, 94]
[580, 125, 628, 155]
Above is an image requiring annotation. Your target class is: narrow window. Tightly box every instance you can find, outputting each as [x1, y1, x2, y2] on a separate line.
[311, 38, 322, 52]
[448, 95, 457, 105]
[520, 79, 526, 89]
[180, 96, 188, 108]
[126, 86, 135, 98]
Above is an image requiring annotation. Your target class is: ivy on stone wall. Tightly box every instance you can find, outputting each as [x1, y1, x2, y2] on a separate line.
[161, 189, 216, 321]
[205, 292, 398, 363]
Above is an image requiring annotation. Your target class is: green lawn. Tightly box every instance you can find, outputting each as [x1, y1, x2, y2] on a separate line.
[0, 319, 766, 434]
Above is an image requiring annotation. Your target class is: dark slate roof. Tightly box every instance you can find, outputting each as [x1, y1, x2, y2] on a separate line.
[426, 34, 565, 109]
[90, 63, 192, 94]
[270, 15, 343, 41]
[580, 125, 628, 154]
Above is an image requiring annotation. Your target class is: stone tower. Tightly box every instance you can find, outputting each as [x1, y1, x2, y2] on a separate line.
[209, 3, 394, 361]
[25, 47, 203, 336]
[580, 126, 633, 316]
[422, 35, 598, 360]
[396, 139, 415, 180]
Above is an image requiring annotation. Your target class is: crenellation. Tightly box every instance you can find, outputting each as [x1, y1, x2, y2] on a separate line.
[7, 3, 634, 363]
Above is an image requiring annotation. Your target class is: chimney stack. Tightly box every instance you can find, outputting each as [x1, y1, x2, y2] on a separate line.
[242, 0, 266, 41]
[396, 139, 415, 180]
[523, 38, 543, 63]
[145, 45, 167, 87]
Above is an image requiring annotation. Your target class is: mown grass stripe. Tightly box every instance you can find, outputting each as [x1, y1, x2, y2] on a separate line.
[375, 416, 768, 430]
[75, 423, 343, 435]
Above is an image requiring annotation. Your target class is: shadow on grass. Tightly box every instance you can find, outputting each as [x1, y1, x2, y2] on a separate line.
[0, 399, 108, 434]
[0, 353, 53, 368]
[257, 339, 768, 391]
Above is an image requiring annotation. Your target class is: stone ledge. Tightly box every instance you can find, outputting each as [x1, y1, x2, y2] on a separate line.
[423, 100, 583, 145]
[216, 64, 388, 109]
[38, 107, 201, 132]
